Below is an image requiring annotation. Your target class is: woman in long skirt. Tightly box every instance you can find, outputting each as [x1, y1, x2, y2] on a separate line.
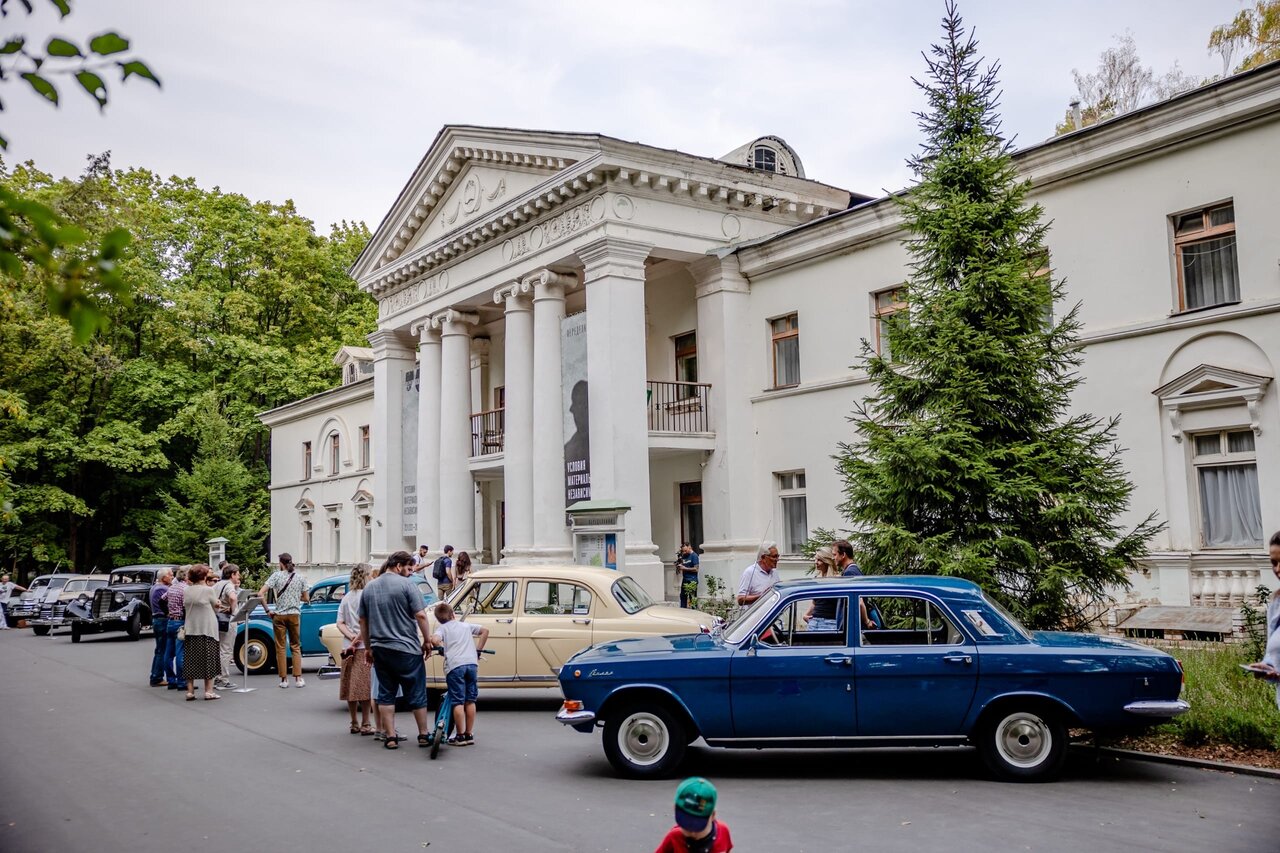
[182, 564, 222, 701]
[337, 563, 373, 734]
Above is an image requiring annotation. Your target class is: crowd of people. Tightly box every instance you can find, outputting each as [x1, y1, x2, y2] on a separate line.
[147, 562, 241, 699]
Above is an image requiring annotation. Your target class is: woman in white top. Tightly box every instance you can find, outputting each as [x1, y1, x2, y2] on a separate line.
[337, 563, 373, 735]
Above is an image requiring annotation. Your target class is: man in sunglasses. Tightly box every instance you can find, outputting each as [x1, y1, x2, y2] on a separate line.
[736, 542, 780, 607]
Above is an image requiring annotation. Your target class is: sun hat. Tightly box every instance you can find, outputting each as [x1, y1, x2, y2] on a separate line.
[673, 777, 717, 833]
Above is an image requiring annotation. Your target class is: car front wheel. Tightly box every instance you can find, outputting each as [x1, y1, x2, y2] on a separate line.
[602, 703, 686, 779]
[978, 706, 1067, 782]
[126, 611, 143, 640]
[31, 625, 51, 636]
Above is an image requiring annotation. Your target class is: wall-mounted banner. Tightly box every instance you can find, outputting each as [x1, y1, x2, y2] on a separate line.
[401, 366, 419, 535]
[562, 311, 590, 508]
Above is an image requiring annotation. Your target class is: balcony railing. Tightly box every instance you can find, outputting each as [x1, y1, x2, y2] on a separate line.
[647, 380, 711, 432]
[471, 408, 505, 456]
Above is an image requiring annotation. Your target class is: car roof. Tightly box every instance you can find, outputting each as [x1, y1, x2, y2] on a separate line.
[112, 564, 180, 572]
[32, 573, 85, 580]
[775, 574, 986, 600]
[464, 564, 629, 581]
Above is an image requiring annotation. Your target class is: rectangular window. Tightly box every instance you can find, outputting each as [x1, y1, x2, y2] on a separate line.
[771, 314, 800, 388]
[360, 515, 371, 562]
[458, 580, 516, 615]
[860, 596, 964, 646]
[777, 470, 808, 554]
[674, 331, 698, 399]
[359, 426, 370, 469]
[524, 582, 593, 616]
[329, 433, 340, 475]
[302, 442, 312, 481]
[301, 520, 313, 564]
[1173, 202, 1238, 311]
[873, 288, 907, 358]
[1192, 428, 1262, 547]
[330, 518, 340, 563]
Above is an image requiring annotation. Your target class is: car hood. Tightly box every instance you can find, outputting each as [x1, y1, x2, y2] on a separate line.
[568, 632, 726, 664]
[1032, 631, 1162, 653]
[635, 605, 715, 627]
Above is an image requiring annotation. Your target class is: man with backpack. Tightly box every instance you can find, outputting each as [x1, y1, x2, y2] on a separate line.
[431, 546, 455, 597]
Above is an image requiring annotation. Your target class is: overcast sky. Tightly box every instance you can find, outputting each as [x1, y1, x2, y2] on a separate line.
[7, 0, 1245, 233]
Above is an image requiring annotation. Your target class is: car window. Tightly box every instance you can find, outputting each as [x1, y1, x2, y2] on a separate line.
[860, 595, 964, 646]
[611, 576, 655, 614]
[309, 583, 347, 604]
[457, 581, 516, 616]
[64, 579, 88, 593]
[524, 582, 592, 616]
[756, 598, 847, 648]
[88, 579, 108, 590]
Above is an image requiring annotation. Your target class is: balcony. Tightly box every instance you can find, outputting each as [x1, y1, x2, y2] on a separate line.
[470, 408, 505, 457]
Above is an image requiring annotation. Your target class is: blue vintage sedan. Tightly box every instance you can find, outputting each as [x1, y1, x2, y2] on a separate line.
[235, 574, 437, 674]
[556, 576, 1188, 781]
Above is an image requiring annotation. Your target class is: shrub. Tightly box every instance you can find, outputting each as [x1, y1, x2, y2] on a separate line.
[1155, 645, 1279, 750]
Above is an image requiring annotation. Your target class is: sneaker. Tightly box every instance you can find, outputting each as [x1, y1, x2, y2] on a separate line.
[447, 735, 466, 746]
[374, 731, 386, 741]
[295, 677, 306, 688]
[278, 679, 289, 689]
[149, 680, 166, 687]
[461, 733, 474, 746]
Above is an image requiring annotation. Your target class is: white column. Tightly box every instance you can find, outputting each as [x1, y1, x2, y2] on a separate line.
[469, 337, 490, 414]
[434, 308, 479, 553]
[577, 237, 662, 594]
[494, 280, 534, 560]
[413, 320, 442, 552]
[691, 254, 759, 591]
[530, 269, 572, 561]
[367, 328, 416, 562]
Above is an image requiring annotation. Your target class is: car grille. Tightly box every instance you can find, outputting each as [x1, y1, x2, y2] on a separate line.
[92, 589, 114, 619]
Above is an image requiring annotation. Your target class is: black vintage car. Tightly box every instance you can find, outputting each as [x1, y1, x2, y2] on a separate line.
[66, 565, 177, 642]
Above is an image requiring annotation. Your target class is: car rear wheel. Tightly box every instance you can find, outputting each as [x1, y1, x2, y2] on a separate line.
[31, 625, 51, 636]
[70, 623, 83, 643]
[979, 706, 1067, 782]
[235, 632, 276, 675]
[602, 703, 686, 779]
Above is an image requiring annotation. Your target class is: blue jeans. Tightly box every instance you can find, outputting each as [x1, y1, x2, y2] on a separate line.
[446, 663, 479, 705]
[165, 619, 186, 688]
[150, 616, 169, 682]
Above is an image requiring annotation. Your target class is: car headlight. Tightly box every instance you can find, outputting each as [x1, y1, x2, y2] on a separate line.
[113, 592, 126, 606]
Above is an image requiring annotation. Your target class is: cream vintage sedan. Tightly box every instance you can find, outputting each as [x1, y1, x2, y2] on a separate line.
[319, 565, 714, 695]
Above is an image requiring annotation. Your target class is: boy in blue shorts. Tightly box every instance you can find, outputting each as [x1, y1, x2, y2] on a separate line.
[429, 601, 489, 746]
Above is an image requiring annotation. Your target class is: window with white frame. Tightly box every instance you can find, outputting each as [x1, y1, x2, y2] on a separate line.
[1192, 428, 1263, 548]
[301, 519, 313, 563]
[777, 471, 808, 554]
[359, 425, 370, 469]
[873, 287, 907, 358]
[771, 314, 800, 388]
[302, 442, 312, 481]
[1173, 201, 1238, 311]
[330, 517, 341, 562]
[328, 432, 340, 475]
[752, 146, 778, 173]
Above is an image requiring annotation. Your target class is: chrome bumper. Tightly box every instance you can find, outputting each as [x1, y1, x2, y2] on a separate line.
[1123, 699, 1191, 717]
[28, 617, 66, 626]
[556, 709, 597, 726]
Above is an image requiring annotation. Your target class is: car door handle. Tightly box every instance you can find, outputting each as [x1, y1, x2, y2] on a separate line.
[572, 618, 592, 625]
[495, 618, 513, 624]
[943, 653, 972, 665]
[824, 654, 852, 666]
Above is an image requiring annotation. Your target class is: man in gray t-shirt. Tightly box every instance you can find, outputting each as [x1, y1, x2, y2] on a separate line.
[359, 551, 432, 748]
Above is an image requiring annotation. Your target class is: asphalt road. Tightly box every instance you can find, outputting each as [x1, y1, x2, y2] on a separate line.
[1, 626, 1277, 853]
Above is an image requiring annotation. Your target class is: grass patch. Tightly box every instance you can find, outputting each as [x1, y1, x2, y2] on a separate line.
[1153, 645, 1279, 750]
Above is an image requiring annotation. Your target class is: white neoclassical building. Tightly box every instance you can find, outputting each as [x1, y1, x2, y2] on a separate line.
[262, 62, 1280, 633]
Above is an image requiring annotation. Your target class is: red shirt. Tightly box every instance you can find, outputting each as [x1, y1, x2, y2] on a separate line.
[654, 822, 733, 853]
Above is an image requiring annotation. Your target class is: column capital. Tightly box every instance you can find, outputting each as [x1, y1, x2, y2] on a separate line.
[469, 336, 491, 370]
[493, 279, 534, 310]
[577, 237, 651, 283]
[430, 308, 480, 335]
[689, 252, 750, 298]
[410, 318, 441, 345]
[367, 328, 416, 359]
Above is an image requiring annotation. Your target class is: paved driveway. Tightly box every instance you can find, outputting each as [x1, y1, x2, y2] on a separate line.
[1, 628, 1276, 852]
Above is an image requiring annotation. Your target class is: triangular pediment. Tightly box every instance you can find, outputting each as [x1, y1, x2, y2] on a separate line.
[1154, 363, 1271, 401]
[352, 127, 603, 280]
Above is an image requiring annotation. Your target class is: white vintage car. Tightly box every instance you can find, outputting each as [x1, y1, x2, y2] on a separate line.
[319, 565, 714, 697]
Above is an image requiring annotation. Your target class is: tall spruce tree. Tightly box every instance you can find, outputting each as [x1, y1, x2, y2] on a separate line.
[835, 1, 1160, 630]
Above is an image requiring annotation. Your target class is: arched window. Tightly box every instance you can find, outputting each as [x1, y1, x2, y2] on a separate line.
[752, 146, 777, 172]
[329, 432, 340, 475]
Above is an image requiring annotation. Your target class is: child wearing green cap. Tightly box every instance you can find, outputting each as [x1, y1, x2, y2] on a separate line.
[654, 776, 733, 853]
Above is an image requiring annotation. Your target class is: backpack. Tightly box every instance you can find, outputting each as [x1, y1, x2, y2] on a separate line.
[431, 556, 450, 583]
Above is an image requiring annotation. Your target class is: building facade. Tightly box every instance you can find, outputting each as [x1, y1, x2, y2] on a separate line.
[262, 64, 1280, 626]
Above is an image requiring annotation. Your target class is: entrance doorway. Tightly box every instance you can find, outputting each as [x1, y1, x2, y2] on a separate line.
[679, 482, 703, 552]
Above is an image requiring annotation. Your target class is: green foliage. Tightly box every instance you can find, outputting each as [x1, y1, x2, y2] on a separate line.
[688, 574, 738, 624]
[0, 156, 376, 578]
[1210, 1, 1280, 74]
[832, 3, 1160, 631]
[1240, 585, 1273, 662]
[1154, 645, 1280, 750]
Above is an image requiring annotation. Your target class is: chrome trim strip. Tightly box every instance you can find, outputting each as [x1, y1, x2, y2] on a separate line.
[519, 674, 559, 683]
[1123, 699, 1191, 717]
[705, 734, 968, 744]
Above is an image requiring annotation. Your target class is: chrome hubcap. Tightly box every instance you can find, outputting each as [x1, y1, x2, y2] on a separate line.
[243, 640, 268, 668]
[995, 712, 1051, 768]
[619, 712, 669, 766]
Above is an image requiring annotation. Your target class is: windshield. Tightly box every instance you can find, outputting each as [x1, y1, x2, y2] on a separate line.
[724, 590, 781, 644]
[64, 579, 88, 593]
[980, 593, 1034, 641]
[611, 577, 656, 614]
